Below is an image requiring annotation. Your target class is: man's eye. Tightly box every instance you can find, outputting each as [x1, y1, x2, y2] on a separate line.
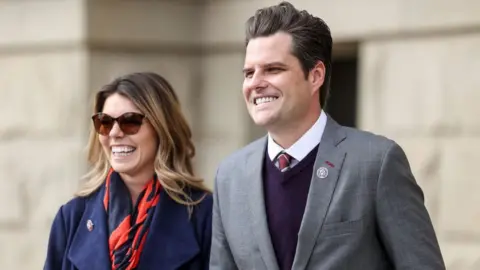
[267, 68, 282, 73]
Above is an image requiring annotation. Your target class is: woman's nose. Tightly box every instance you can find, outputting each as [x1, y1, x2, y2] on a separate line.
[109, 122, 124, 137]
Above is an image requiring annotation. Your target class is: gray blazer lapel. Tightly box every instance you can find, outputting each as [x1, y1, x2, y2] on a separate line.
[292, 117, 347, 270]
[245, 137, 279, 270]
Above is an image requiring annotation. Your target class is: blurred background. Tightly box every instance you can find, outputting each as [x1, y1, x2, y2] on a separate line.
[1, 0, 479, 269]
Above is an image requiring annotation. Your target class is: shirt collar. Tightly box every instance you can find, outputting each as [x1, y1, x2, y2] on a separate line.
[268, 110, 327, 161]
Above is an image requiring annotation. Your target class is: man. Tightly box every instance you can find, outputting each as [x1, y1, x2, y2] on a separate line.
[210, 2, 445, 270]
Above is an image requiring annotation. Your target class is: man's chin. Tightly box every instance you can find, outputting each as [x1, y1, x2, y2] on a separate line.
[250, 108, 279, 125]
[252, 116, 275, 128]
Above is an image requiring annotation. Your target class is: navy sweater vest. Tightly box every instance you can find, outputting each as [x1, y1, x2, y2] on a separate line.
[262, 145, 319, 270]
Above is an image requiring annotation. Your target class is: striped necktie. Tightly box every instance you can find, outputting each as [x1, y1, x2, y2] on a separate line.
[276, 152, 292, 172]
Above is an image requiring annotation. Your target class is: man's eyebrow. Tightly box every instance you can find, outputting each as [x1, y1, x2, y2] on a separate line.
[242, 67, 252, 73]
[264, 62, 288, 68]
[242, 62, 288, 73]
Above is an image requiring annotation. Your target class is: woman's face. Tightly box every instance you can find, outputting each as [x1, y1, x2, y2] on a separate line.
[98, 93, 158, 178]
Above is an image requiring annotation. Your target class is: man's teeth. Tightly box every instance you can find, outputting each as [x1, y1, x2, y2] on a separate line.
[112, 146, 136, 156]
[255, 97, 277, 105]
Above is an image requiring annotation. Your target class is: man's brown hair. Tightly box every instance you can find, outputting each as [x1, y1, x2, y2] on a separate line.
[245, 1, 333, 108]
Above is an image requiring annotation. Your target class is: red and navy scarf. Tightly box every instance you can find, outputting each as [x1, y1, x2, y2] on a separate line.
[103, 169, 161, 270]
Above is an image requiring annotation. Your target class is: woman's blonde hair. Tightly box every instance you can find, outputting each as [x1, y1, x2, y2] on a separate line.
[77, 72, 210, 205]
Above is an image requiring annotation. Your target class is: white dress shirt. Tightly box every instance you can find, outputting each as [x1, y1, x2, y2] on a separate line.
[268, 110, 327, 168]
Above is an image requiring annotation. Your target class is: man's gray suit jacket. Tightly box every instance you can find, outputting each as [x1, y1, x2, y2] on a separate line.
[209, 116, 445, 270]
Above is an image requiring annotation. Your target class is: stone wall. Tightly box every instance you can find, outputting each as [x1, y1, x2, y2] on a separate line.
[0, 1, 88, 268]
[1, 0, 479, 269]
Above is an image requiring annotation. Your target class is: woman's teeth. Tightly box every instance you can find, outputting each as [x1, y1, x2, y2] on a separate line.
[111, 146, 136, 156]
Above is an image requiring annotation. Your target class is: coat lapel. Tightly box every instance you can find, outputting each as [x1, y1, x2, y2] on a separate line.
[291, 117, 347, 270]
[136, 189, 200, 269]
[246, 137, 280, 270]
[68, 188, 111, 270]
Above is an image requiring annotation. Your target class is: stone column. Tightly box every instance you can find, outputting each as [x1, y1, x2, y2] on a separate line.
[0, 1, 88, 269]
[194, 51, 250, 183]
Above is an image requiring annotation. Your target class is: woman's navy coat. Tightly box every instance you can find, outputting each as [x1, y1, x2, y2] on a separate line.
[43, 187, 212, 270]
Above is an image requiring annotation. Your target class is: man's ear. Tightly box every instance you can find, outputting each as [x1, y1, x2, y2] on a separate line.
[309, 61, 326, 94]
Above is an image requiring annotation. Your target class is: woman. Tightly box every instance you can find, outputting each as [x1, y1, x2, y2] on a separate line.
[44, 72, 212, 270]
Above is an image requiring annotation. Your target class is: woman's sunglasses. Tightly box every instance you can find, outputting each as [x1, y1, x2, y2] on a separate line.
[92, 112, 146, 136]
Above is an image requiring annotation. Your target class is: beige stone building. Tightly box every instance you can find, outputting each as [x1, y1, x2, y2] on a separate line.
[1, 0, 479, 269]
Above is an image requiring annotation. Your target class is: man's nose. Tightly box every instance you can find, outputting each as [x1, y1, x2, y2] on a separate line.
[247, 73, 268, 91]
